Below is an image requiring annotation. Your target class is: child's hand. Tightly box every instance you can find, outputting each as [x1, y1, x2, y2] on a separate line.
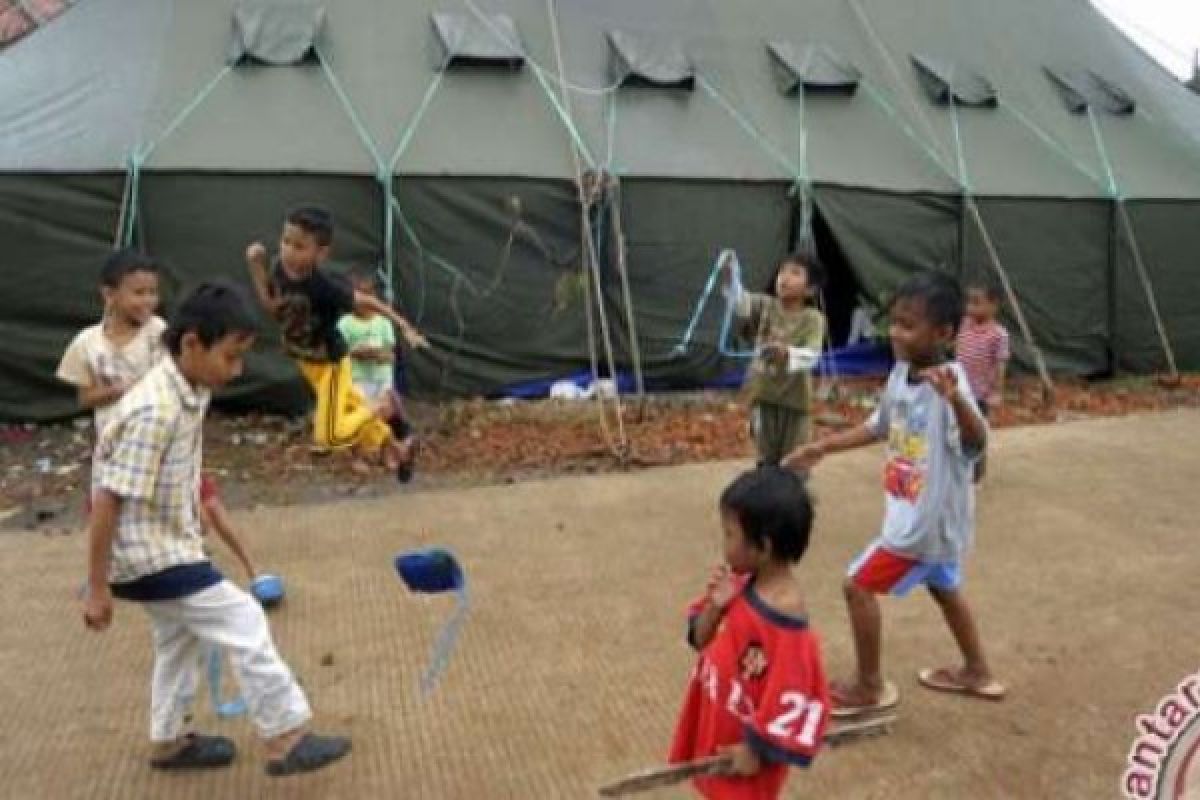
[784, 440, 827, 471]
[245, 242, 269, 271]
[719, 743, 762, 777]
[403, 327, 430, 350]
[707, 563, 738, 610]
[920, 365, 960, 400]
[761, 343, 788, 366]
[986, 392, 1003, 410]
[82, 584, 113, 632]
[719, 253, 736, 287]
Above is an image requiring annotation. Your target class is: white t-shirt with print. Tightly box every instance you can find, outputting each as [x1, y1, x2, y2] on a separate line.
[866, 361, 986, 562]
[56, 315, 168, 435]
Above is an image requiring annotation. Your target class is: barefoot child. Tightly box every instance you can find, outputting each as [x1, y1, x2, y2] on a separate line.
[785, 271, 1006, 715]
[669, 466, 830, 799]
[955, 280, 1010, 482]
[81, 283, 350, 774]
[724, 253, 826, 467]
[245, 206, 427, 478]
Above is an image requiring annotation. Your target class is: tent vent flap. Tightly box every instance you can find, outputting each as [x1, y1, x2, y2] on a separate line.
[431, 11, 525, 71]
[1044, 66, 1136, 114]
[911, 54, 997, 107]
[227, 1, 325, 66]
[766, 42, 860, 96]
[607, 30, 695, 90]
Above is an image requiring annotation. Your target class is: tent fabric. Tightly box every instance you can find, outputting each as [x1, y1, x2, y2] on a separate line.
[431, 11, 526, 71]
[1112, 200, 1200, 373]
[1044, 66, 1136, 114]
[2, 0, 1200, 421]
[606, 29, 695, 89]
[962, 197, 1111, 375]
[226, 0, 324, 66]
[911, 54, 997, 107]
[766, 42, 860, 95]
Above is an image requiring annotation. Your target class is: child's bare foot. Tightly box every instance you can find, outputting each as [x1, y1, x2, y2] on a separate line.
[830, 678, 899, 717]
[382, 441, 401, 473]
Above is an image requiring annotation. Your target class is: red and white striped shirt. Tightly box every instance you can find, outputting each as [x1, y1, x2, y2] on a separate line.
[956, 319, 1010, 400]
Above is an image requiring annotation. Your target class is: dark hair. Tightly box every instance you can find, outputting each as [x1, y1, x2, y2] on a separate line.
[767, 250, 825, 296]
[349, 265, 379, 292]
[719, 467, 814, 564]
[286, 205, 334, 247]
[163, 282, 258, 356]
[101, 248, 159, 288]
[964, 278, 1001, 303]
[890, 270, 964, 333]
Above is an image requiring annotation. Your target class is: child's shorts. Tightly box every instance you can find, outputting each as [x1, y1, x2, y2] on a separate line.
[847, 538, 961, 596]
[355, 379, 392, 406]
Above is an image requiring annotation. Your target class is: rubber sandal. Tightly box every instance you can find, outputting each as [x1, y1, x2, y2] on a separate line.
[266, 733, 351, 777]
[150, 733, 236, 770]
[917, 667, 1007, 702]
[831, 679, 900, 719]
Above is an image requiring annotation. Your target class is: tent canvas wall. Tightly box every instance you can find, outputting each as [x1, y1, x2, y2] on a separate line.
[2, 0, 1199, 421]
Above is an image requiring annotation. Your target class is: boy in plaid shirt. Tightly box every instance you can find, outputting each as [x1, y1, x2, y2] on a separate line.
[82, 283, 350, 775]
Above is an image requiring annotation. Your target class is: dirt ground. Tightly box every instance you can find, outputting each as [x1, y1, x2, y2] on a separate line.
[5, 374, 1200, 532]
[1, 409, 1198, 798]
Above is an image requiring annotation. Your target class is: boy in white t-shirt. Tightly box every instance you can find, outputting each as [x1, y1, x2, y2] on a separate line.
[57, 249, 167, 436]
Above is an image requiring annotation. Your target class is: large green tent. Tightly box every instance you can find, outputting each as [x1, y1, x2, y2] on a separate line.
[2, 0, 1198, 421]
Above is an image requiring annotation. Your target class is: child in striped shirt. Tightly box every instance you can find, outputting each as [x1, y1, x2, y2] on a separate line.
[956, 281, 1009, 482]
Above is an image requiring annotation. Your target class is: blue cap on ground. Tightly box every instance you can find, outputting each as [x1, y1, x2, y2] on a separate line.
[394, 548, 464, 594]
[251, 574, 285, 607]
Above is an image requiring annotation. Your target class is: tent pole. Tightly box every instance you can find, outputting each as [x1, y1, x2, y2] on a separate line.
[965, 198, 1055, 403]
[957, 191, 968, 279]
[1116, 200, 1179, 379]
[607, 177, 647, 418]
[1106, 198, 1119, 376]
[544, 0, 629, 459]
[1088, 108, 1179, 381]
[949, 93, 1054, 402]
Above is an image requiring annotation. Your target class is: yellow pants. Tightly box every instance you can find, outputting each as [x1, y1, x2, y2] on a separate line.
[296, 358, 392, 453]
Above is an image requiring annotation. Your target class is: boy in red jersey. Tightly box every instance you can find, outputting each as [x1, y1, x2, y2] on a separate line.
[669, 467, 830, 799]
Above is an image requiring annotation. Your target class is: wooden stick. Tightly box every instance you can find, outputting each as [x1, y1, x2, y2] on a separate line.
[597, 713, 896, 796]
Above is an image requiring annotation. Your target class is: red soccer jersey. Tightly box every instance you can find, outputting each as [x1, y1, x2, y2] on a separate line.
[669, 581, 830, 800]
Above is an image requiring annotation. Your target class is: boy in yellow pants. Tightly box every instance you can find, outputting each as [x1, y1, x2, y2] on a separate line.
[246, 207, 427, 474]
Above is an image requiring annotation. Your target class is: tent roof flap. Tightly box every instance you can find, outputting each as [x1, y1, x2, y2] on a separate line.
[607, 29, 695, 90]
[766, 41, 860, 96]
[1044, 65, 1136, 114]
[431, 11, 525, 71]
[227, 0, 325, 66]
[911, 53, 997, 107]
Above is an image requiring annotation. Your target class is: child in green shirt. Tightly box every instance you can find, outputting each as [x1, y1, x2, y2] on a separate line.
[724, 252, 827, 467]
[337, 268, 417, 480]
